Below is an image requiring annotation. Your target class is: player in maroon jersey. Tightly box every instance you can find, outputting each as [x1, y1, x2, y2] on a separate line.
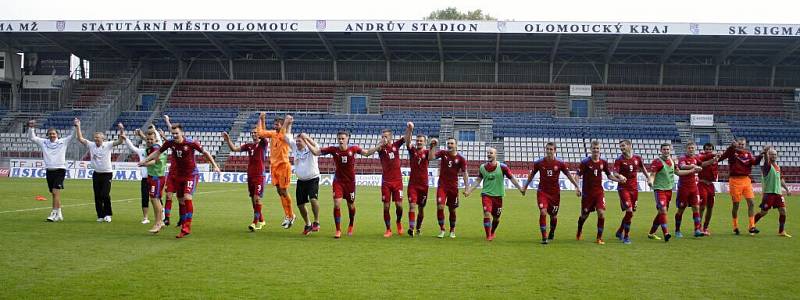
[156, 116, 178, 226]
[404, 122, 430, 237]
[675, 142, 719, 238]
[576, 141, 624, 245]
[522, 142, 581, 245]
[427, 137, 469, 239]
[222, 129, 268, 232]
[376, 123, 413, 238]
[611, 139, 651, 244]
[142, 121, 220, 238]
[696, 143, 720, 235]
[674, 142, 708, 238]
[309, 130, 379, 238]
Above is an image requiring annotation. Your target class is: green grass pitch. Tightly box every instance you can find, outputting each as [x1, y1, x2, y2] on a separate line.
[0, 178, 797, 298]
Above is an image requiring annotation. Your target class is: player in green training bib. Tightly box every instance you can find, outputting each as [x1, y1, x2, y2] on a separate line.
[753, 146, 792, 237]
[464, 147, 524, 241]
[647, 143, 701, 242]
[121, 125, 168, 233]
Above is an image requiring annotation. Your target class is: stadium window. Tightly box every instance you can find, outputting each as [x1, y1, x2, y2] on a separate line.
[349, 96, 367, 114]
[695, 134, 711, 146]
[0, 55, 4, 69]
[570, 99, 589, 118]
[458, 130, 476, 142]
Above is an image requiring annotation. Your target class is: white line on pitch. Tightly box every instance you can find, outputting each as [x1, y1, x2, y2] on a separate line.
[0, 189, 239, 214]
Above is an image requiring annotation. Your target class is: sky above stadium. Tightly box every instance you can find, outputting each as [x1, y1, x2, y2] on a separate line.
[2, 0, 798, 23]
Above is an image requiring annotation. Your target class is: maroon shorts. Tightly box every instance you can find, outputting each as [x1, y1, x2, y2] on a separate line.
[248, 175, 266, 198]
[147, 176, 166, 199]
[618, 188, 639, 211]
[481, 195, 503, 216]
[537, 190, 561, 215]
[676, 188, 700, 209]
[654, 190, 672, 210]
[581, 191, 606, 213]
[760, 193, 786, 210]
[332, 180, 356, 203]
[698, 182, 715, 208]
[381, 180, 403, 203]
[407, 184, 429, 206]
[436, 187, 459, 208]
[174, 174, 199, 199]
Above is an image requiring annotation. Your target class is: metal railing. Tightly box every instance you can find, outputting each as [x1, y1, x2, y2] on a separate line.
[67, 63, 143, 160]
[57, 78, 76, 109]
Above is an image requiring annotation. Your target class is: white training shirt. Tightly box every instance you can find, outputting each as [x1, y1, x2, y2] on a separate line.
[88, 141, 114, 173]
[28, 127, 73, 170]
[286, 134, 320, 181]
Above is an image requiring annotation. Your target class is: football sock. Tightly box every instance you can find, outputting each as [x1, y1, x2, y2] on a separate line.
[257, 203, 264, 222]
[178, 203, 186, 223]
[549, 215, 558, 237]
[437, 208, 445, 230]
[183, 200, 193, 232]
[448, 209, 456, 232]
[395, 204, 403, 224]
[491, 216, 500, 234]
[623, 211, 633, 238]
[650, 214, 659, 234]
[417, 209, 424, 230]
[164, 198, 172, 218]
[252, 203, 259, 223]
[383, 207, 391, 230]
[692, 211, 701, 231]
[348, 206, 356, 226]
[779, 215, 786, 232]
[280, 195, 293, 218]
[483, 217, 491, 237]
[577, 217, 586, 235]
[597, 216, 605, 240]
[659, 213, 669, 235]
[333, 207, 341, 231]
[539, 214, 547, 239]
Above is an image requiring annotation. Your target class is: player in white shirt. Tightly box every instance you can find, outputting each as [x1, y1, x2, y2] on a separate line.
[291, 131, 322, 235]
[27, 119, 75, 222]
[75, 118, 123, 222]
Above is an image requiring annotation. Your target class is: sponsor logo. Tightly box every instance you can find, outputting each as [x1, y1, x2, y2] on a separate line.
[497, 21, 507, 32]
[689, 23, 700, 35]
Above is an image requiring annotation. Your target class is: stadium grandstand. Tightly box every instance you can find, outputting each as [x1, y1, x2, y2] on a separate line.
[1, 20, 800, 182]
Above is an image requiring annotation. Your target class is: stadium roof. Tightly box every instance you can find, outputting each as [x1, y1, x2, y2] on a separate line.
[1, 20, 799, 65]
